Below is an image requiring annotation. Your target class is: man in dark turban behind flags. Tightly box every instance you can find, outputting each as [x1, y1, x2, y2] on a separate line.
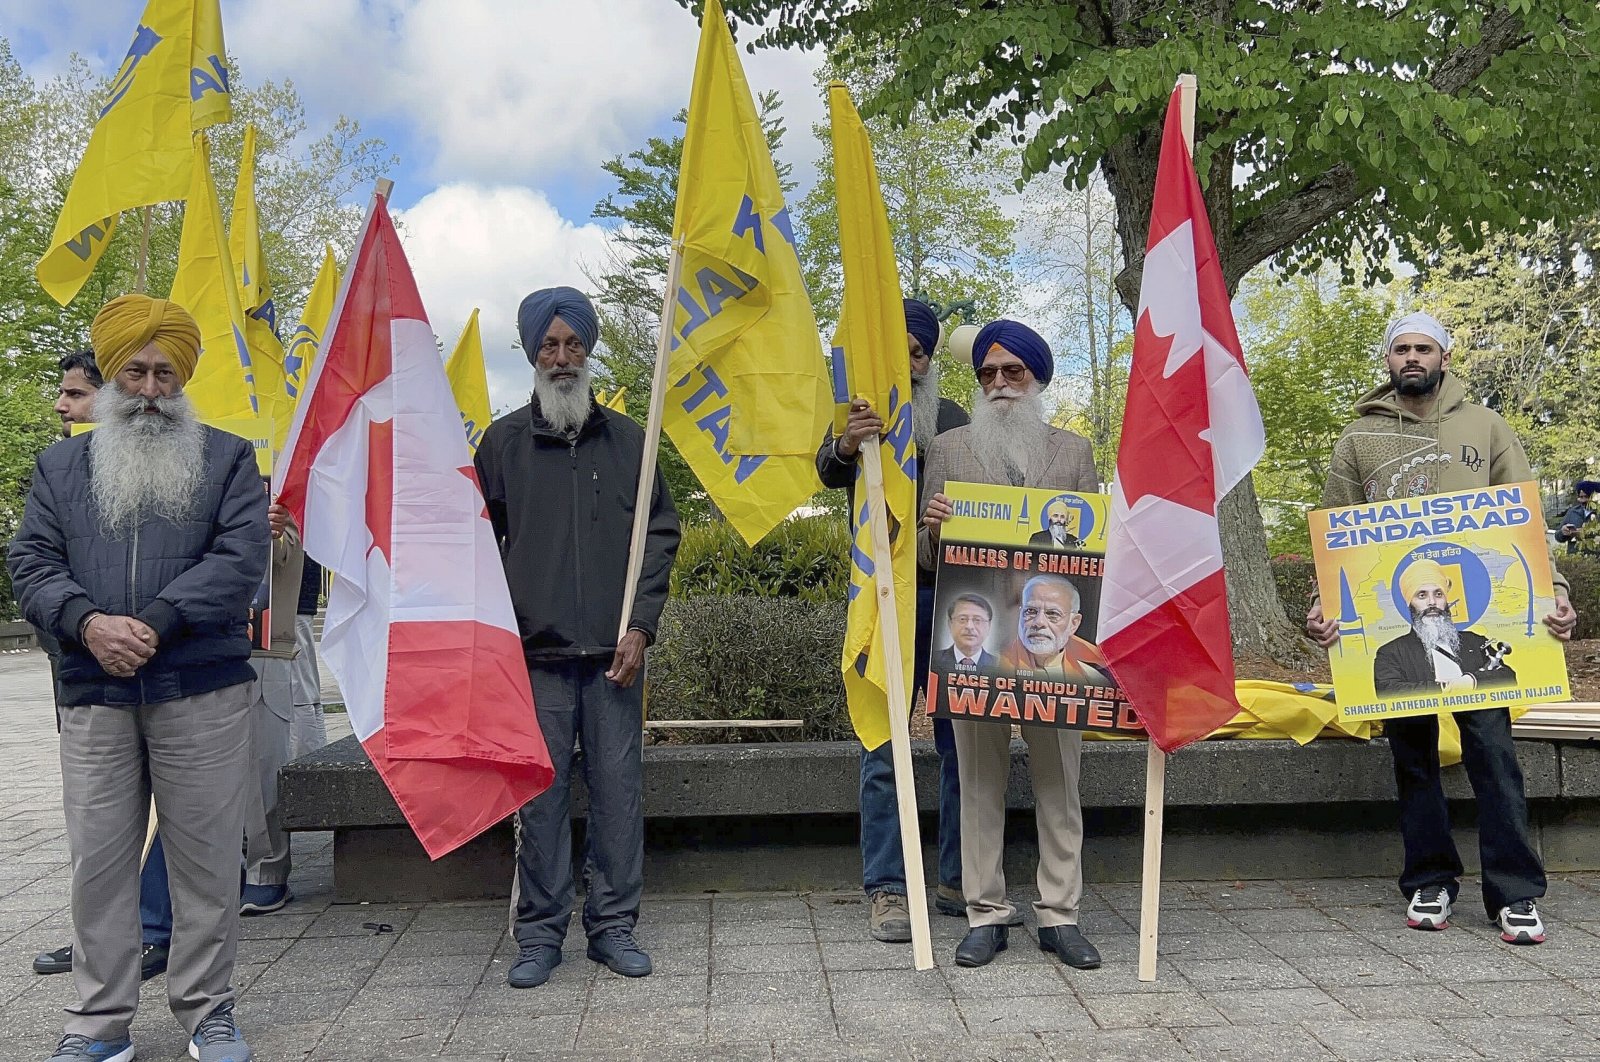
[8, 293, 269, 1062]
[816, 297, 972, 943]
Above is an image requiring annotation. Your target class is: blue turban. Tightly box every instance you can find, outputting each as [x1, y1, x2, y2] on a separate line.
[971, 319, 1052, 386]
[903, 299, 939, 358]
[517, 286, 599, 363]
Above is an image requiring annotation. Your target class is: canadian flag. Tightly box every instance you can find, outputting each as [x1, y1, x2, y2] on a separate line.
[1097, 81, 1266, 754]
[274, 190, 552, 859]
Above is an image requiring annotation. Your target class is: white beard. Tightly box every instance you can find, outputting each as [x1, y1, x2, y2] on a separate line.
[910, 360, 941, 457]
[1412, 612, 1461, 657]
[967, 381, 1048, 484]
[535, 362, 594, 435]
[1022, 626, 1067, 657]
[89, 382, 206, 537]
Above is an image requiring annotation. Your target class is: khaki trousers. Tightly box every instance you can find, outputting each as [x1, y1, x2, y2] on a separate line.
[58, 681, 254, 1039]
[953, 720, 1084, 928]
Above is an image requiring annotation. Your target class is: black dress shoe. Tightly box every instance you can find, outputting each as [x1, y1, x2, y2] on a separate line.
[140, 942, 169, 981]
[954, 925, 1008, 968]
[1038, 924, 1101, 969]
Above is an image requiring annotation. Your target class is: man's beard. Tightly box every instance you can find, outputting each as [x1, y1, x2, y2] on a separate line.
[535, 362, 594, 435]
[1411, 607, 1461, 656]
[910, 359, 941, 456]
[1392, 366, 1443, 398]
[1022, 624, 1068, 657]
[968, 381, 1048, 484]
[89, 382, 206, 537]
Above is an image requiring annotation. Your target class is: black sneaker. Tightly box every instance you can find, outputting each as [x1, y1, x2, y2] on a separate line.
[587, 926, 652, 977]
[141, 942, 169, 981]
[33, 944, 72, 975]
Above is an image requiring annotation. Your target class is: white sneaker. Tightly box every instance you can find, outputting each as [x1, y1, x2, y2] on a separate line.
[1406, 885, 1452, 930]
[1496, 900, 1546, 944]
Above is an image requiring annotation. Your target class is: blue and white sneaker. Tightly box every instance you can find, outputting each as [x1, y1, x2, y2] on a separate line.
[238, 883, 290, 916]
[47, 1034, 134, 1062]
[187, 1003, 250, 1062]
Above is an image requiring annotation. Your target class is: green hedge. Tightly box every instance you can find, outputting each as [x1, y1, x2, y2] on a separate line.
[672, 515, 851, 603]
[648, 595, 851, 742]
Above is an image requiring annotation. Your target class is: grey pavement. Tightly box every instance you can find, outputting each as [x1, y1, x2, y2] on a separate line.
[5, 648, 1600, 1060]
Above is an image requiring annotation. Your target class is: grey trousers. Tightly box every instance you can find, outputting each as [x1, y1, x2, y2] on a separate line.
[289, 615, 327, 758]
[953, 720, 1085, 928]
[509, 659, 644, 948]
[59, 681, 254, 1039]
[246, 658, 293, 887]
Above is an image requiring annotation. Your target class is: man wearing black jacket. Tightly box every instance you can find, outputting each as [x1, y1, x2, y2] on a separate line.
[816, 298, 971, 943]
[9, 295, 268, 1062]
[474, 286, 679, 990]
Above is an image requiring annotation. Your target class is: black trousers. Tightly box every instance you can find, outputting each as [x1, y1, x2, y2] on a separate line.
[1385, 707, 1545, 918]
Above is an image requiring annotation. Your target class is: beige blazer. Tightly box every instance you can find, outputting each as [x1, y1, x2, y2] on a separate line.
[917, 424, 1100, 571]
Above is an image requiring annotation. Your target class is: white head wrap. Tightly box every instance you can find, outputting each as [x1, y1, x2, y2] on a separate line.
[1381, 311, 1451, 355]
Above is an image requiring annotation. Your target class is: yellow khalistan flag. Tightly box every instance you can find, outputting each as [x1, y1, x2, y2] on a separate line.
[36, 0, 231, 305]
[173, 133, 256, 421]
[830, 83, 917, 751]
[284, 244, 339, 416]
[230, 124, 292, 452]
[444, 308, 492, 452]
[597, 387, 628, 413]
[662, 0, 829, 545]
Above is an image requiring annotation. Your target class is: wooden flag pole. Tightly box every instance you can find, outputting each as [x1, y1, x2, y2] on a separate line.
[618, 241, 685, 643]
[858, 438, 934, 971]
[1136, 71, 1197, 985]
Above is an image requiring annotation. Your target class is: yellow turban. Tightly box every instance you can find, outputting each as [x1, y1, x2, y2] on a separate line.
[90, 294, 202, 384]
[1399, 559, 1452, 603]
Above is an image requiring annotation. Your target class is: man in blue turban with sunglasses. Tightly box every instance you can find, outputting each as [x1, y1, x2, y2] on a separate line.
[817, 298, 971, 944]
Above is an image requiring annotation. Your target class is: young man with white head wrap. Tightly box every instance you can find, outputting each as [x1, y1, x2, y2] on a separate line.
[1307, 310, 1576, 945]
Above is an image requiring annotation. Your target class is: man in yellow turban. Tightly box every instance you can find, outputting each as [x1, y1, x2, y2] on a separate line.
[1375, 558, 1516, 697]
[8, 292, 268, 1061]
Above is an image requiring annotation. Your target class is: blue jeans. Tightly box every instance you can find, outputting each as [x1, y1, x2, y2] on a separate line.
[861, 584, 962, 894]
[139, 833, 171, 948]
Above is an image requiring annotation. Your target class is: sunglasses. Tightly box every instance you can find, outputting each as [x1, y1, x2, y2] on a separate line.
[976, 364, 1030, 385]
[1390, 344, 1437, 355]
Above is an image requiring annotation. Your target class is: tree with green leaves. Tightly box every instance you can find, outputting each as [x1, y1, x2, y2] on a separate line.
[1237, 273, 1394, 556]
[585, 90, 794, 525]
[724, 0, 1600, 657]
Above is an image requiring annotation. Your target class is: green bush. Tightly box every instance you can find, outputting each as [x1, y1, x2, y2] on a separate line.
[648, 595, 850, 742]
[671, 514, 851, 602]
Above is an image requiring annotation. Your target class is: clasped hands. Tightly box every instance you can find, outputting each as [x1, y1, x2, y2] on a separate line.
[84, 614, 158, 678]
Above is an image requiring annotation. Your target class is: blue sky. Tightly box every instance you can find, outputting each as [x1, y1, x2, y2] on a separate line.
[7, 0, 828, 407]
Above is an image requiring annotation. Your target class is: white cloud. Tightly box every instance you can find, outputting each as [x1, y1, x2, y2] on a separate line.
[392, 183, 610, 412]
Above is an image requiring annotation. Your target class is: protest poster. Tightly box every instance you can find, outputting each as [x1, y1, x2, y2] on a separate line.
[926, 481, 1143, 735]
[1309, 480, 1570, 721]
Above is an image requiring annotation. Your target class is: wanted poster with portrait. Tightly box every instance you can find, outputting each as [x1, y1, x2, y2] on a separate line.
[926, 481, 1143, 735]
[1309, 480, 1570, 721]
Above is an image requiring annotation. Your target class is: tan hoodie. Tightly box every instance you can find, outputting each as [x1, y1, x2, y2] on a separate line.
[1322, 371, 1566, 592]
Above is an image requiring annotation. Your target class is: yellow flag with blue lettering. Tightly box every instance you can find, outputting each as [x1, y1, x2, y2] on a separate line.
[229, 124, 292, 452]
[285, 244, 339, 417]
[830, 83, 917, 751]
[662, 0, 829, 546]
[444, 308, 492, 453]
[173, 133, 257, 421]
[36, 0, 231, 305]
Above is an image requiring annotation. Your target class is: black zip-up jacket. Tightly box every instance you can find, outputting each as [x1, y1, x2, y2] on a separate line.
[816, 395, 969, 587]
[474, 396, 680, 662]
[7, 428, 270, 707]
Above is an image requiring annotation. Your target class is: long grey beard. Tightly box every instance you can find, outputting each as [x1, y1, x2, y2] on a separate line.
[89, 384, 206, 538]
[535, 362, 594, 435]
[967, 383, 1049, 485]
[1413, 613, 1461, 657]
[910, 361, 941, 457]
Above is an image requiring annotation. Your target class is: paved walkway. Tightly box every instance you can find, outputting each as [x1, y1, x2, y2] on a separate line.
[4, 648, 1600, 1060]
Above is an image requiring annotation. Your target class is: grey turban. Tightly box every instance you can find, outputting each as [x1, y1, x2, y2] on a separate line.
[517, 286, 598, 363]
